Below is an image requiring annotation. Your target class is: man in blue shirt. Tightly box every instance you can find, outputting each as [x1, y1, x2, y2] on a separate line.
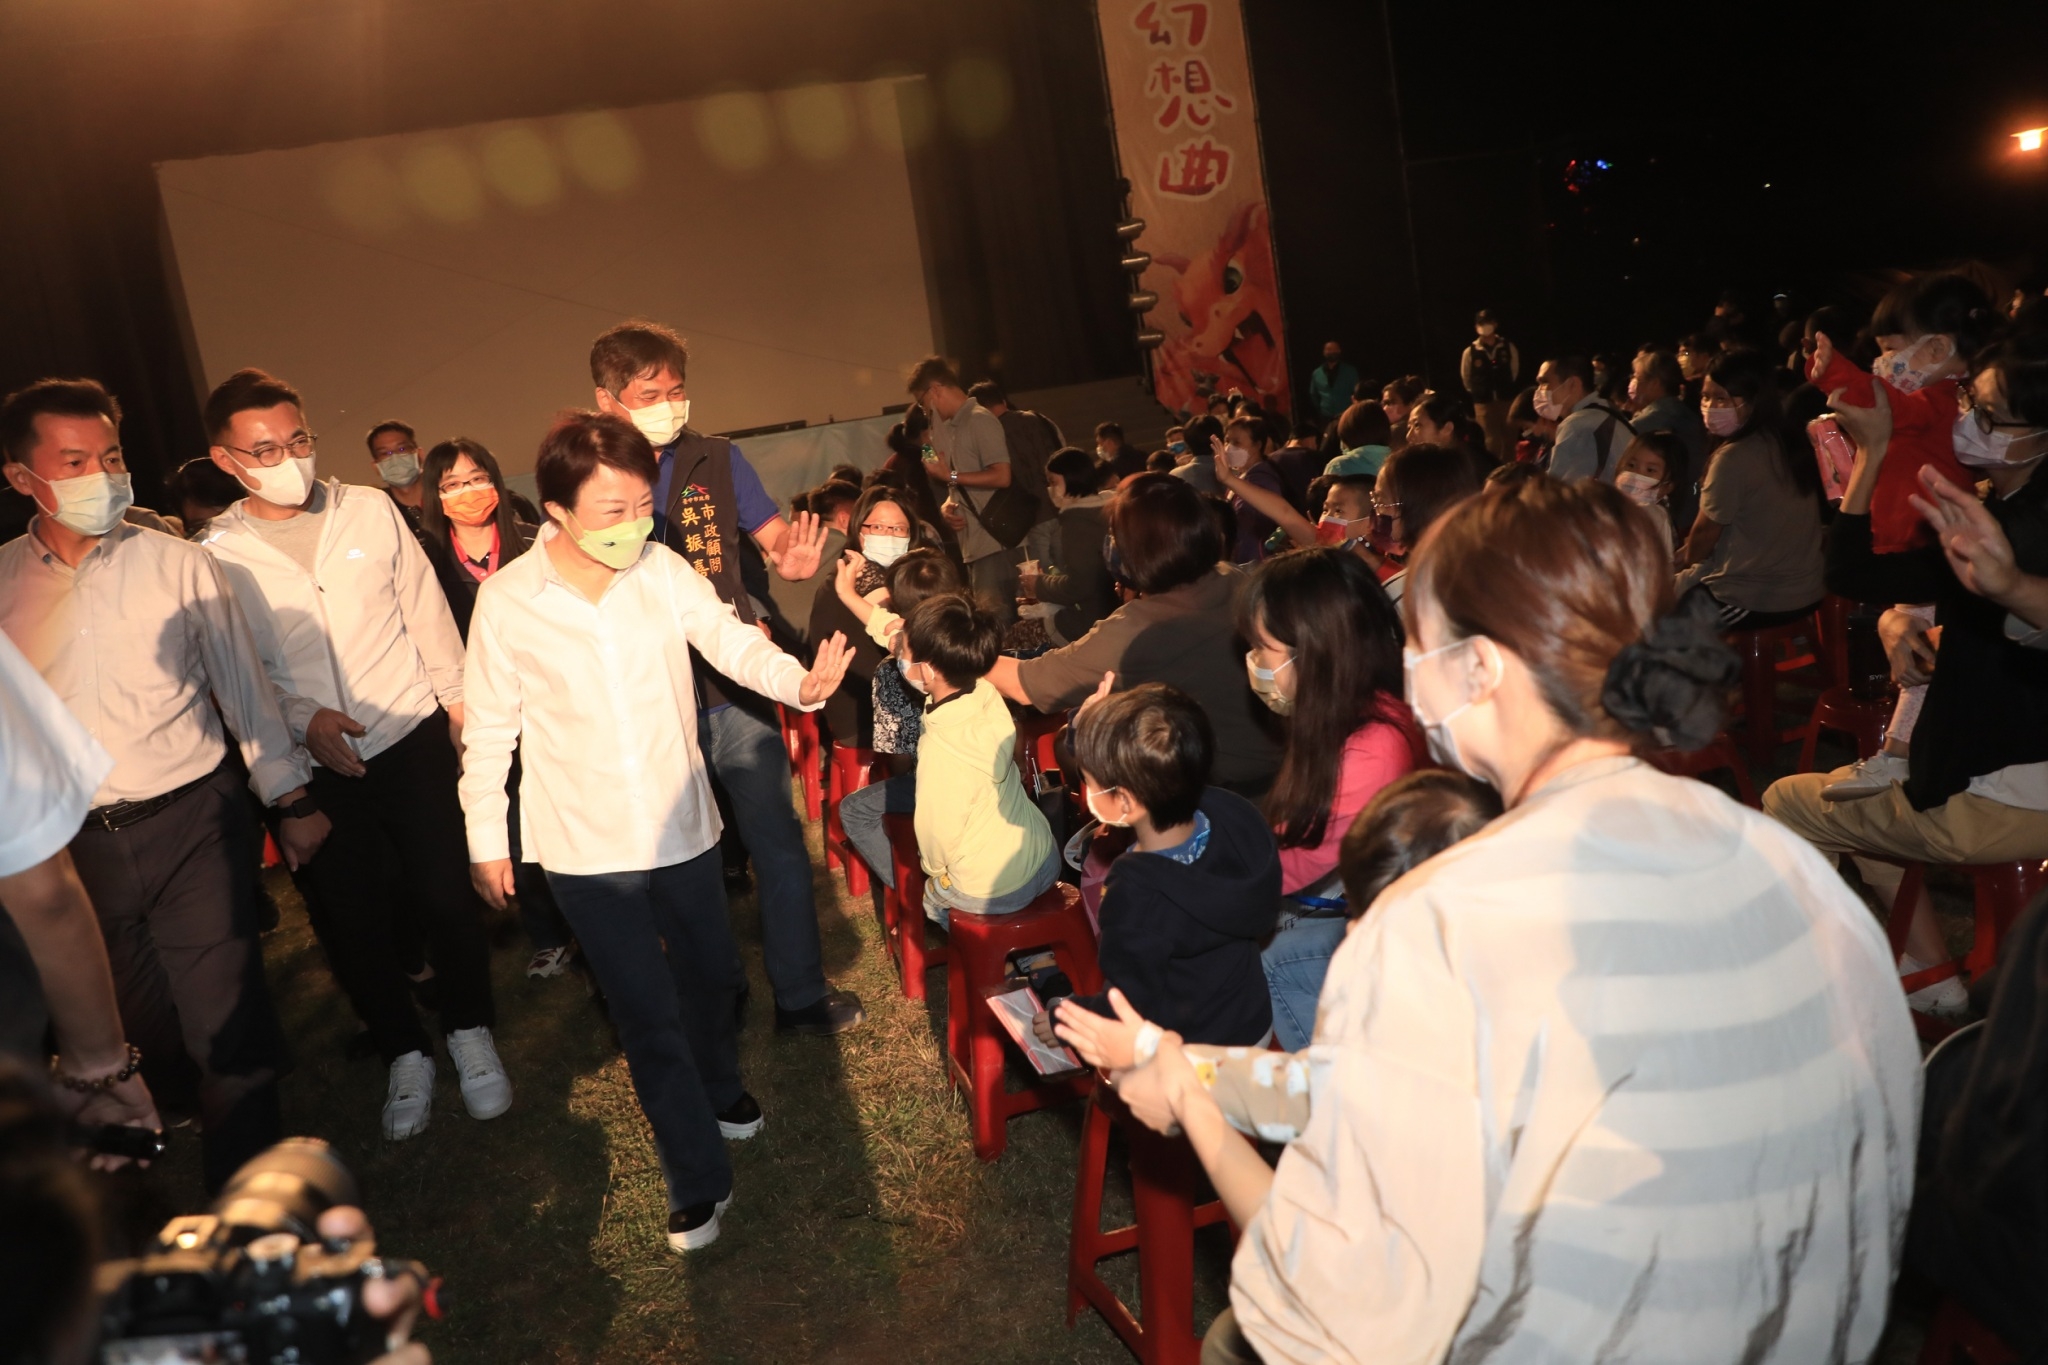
[1306, 342, 1360, 425]
[589, 322, 864, 1037]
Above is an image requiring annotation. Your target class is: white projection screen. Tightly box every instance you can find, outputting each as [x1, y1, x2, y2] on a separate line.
[156, 78, 938, 497]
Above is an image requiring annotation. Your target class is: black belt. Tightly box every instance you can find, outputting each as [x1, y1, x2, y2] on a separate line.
[85, 767, 220, 833]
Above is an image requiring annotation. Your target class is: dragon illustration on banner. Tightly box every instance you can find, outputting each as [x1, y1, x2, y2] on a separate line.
[1148, 201, 1288, 418]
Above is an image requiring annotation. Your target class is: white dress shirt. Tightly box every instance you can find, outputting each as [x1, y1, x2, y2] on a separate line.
[0, 521, 310, 805]
[0, 628, 111, 875]
[1229, 756, 1920, 1365]
[202, 481, 465, 765]
[459, 525, 819, 877]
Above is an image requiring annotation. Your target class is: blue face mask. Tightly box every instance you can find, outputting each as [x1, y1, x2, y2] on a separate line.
[1103, 535, 1129, 590]
[1168, 441, 1188, 455]
[897, 657, 929, 694]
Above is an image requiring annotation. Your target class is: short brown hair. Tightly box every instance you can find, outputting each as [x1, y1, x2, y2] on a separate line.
[902, 591, 1001, 690]
[589, 321, 689, 394]
[1405, 477, 1673, 743]
[1070, 682, 1212, 829]
[1337, 769, 1501, 915]
[0, 378, 122, 465]
[1108, 473, 1222, 595]
[906, 355, 960, 399]
[534, 410, 659, 512]
[203, 368, 302, 444]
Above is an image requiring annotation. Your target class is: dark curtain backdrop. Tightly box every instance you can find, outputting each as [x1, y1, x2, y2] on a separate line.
[0, 0, 1172, 501]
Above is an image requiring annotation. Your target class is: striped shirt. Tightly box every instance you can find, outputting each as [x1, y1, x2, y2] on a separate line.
[1230, 756, 1920, 1365]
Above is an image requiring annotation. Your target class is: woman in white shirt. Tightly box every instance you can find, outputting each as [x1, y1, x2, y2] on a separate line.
[1062, 476, 1920, 1364]
[459, 411, 850, 1255]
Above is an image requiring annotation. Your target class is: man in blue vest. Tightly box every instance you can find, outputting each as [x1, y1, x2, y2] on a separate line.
[590, 321, 864, 1036]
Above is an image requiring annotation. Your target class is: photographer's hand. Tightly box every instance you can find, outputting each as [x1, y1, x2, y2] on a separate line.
[316, 1206, 432, 1365]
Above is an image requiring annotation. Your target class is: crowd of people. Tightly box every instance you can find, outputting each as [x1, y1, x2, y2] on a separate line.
[3, 265, 2048, 1362]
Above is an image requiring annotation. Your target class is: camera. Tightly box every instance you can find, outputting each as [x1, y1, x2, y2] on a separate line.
[95, 1137, 437, 1365]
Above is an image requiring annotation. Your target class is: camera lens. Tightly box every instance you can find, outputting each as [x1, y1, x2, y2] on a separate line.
[210, 1137, 360, 1244]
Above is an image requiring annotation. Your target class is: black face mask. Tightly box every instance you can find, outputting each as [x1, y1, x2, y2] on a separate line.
[1323, 357, 1340, 370]
[1103, 533, 1131, 591]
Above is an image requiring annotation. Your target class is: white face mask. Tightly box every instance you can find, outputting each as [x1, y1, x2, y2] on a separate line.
[30, 469, 133, 537]
[1404, 637, 1494, 777]
[1244, 649, 1295, 715]
[1626, 376, 1641, 405]
[375, 451, 421, 487]
[1084, 783, 1132, 829]
[1614, 470, 1664, 506]
[622, 398, 690, 446]
[1872, 336, 1945, 395]
[1702, 402, 1743, 438]
[1953, 411, 2048, 469]
[864, 534, 911, 567]
[897, 656, 929, 694]
[1224, 444, 1253, 470]
[236, 453, 318, 507]
[1533, 387, 1564, 421]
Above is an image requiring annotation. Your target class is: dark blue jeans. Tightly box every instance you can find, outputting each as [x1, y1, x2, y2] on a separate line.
[546, 851, 744, 1211]
[702, 702, 828, 1012]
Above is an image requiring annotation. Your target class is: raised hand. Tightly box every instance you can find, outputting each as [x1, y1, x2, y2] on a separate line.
[1911, 465, 2020, 601]
[799, 631, 854, 706]
[1076, 669, 1116, 717]
[1827, 376, 1893, 459]
[768, 511, 828, 582]
[1052, 986, 1150, 1073]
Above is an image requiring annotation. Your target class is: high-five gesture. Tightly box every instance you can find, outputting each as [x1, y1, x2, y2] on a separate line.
[766, 510, 828, 582]
[799, 630, 855, 706]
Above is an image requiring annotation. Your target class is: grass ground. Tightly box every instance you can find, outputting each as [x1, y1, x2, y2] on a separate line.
[122, 723, 1954, 1363]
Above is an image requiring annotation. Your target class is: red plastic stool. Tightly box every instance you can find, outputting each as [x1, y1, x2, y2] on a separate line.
[779, 706, 823, 822]
[1067, 1084, 1233, 1364]
[1919, 1296, 2019, 1364]
[1644, 733, 1758, 807]
[1796, 685, 1892, 773]
[1015, 710, 1067, 785]
[824, 745, 878, 897]
[1730, 611, 1825, 762]
[1881, 859, 2048, 1042]
[261, 831, 283, 870]
[882, 813, 946, 1000]
[946, 882, 1102, 1161]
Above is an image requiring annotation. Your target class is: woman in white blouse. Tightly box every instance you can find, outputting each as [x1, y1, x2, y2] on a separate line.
[1062, 476, 1920, 1364]
[458, 411, 850, 1255]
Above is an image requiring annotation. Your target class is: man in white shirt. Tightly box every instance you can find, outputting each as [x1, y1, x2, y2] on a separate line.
[910, 356, 1021, 628]
[0, 628, 161, 1158]
[200, 367, 508, 1142]
[0, 377, 319, 1189]
[462, 410, 850, 1253]
[1537, 354, 1632, 483]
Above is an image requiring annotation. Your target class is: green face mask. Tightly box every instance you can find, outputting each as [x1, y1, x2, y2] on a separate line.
[569, 513, 653, 569]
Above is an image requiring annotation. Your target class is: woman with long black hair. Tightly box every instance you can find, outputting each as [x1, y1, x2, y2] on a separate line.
[1237, 549, 1422, 1048]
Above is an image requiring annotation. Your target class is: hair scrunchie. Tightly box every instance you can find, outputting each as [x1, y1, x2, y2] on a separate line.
[1601, 588, 1740, 752]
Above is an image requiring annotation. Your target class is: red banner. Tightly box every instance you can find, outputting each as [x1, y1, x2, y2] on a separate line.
[1096, 0, 1290, 419]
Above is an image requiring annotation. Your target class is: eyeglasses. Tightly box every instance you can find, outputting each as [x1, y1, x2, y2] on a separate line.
[220, 434, 316, 467]
[439, 474, 494, 495]
[378, 444, 421, 460]
[1957, 386, 2037, 434]
[860, 519, 910, 535]
[1371, 494, 1402, 513]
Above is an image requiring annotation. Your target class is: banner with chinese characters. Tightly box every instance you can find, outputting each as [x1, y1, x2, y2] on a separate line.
[1096, 0, 1290, 419]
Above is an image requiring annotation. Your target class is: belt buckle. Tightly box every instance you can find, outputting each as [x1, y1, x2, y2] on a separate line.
[94, 801, 136, 832]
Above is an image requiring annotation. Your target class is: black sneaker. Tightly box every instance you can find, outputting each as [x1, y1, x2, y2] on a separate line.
[774, 988, 866, 1037]
[716, 1092, 764, 1140]
[666, 1193, 732, 1253]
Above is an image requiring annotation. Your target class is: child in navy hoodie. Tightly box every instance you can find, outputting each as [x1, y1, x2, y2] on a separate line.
[1036, 682, 1281, 1049]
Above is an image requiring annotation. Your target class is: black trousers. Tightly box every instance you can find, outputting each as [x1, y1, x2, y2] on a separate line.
[69, 765, 285, 1192]
[293, 713, 493, 1062]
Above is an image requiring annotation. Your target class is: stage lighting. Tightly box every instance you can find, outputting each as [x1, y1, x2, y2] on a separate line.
[2017, 127, 2046, 153]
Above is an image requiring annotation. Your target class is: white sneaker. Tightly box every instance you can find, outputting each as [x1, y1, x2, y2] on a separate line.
[1822, 751, 1908, 802]
[1905, 971, 1971, 1019]
[526, 945, 575, 979]
[666, 1193, 734, 1253]
[383, 1051, 436, 1140]
[447, 1026, 513, 1121]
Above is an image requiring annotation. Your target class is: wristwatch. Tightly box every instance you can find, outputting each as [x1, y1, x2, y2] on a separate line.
[278, 795, 322, 821]
[948, 470, 960, 486]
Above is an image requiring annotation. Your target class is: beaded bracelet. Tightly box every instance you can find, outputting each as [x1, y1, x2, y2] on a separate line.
[52, 1043, 142, 1094]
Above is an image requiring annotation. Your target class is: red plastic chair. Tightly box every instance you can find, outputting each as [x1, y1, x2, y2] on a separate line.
[823, 744, 879, 897]
[1796, 686, 1892, 773]
[1881, 859, 2048, 1042]
[779, 706, 823, 822]
[1643, 733, 1759, 807]
[946, 882, 1102, 1161]
[1919, 1296, 2019, 1364]
[1067, 1084, 1234, 1364]
[882, 813, 946, 1001]
[1730, 611, 1826, 763]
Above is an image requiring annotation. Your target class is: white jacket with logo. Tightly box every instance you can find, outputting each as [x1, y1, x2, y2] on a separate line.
[203, 480, 465, 765]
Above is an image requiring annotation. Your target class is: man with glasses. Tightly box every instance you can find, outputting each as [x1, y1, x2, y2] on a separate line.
[200, 367, 509, 1141]
[365, 419, 427, 539]
[0, 377, 315, 1190]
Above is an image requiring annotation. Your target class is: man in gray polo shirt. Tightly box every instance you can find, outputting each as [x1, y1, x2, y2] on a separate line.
[909, 356, 1020, 628]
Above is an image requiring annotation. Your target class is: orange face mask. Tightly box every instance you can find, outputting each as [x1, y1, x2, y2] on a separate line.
[441, 484, 500, 527]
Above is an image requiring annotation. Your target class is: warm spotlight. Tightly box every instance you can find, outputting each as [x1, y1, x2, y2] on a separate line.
[2018, 127, 2046, 153]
